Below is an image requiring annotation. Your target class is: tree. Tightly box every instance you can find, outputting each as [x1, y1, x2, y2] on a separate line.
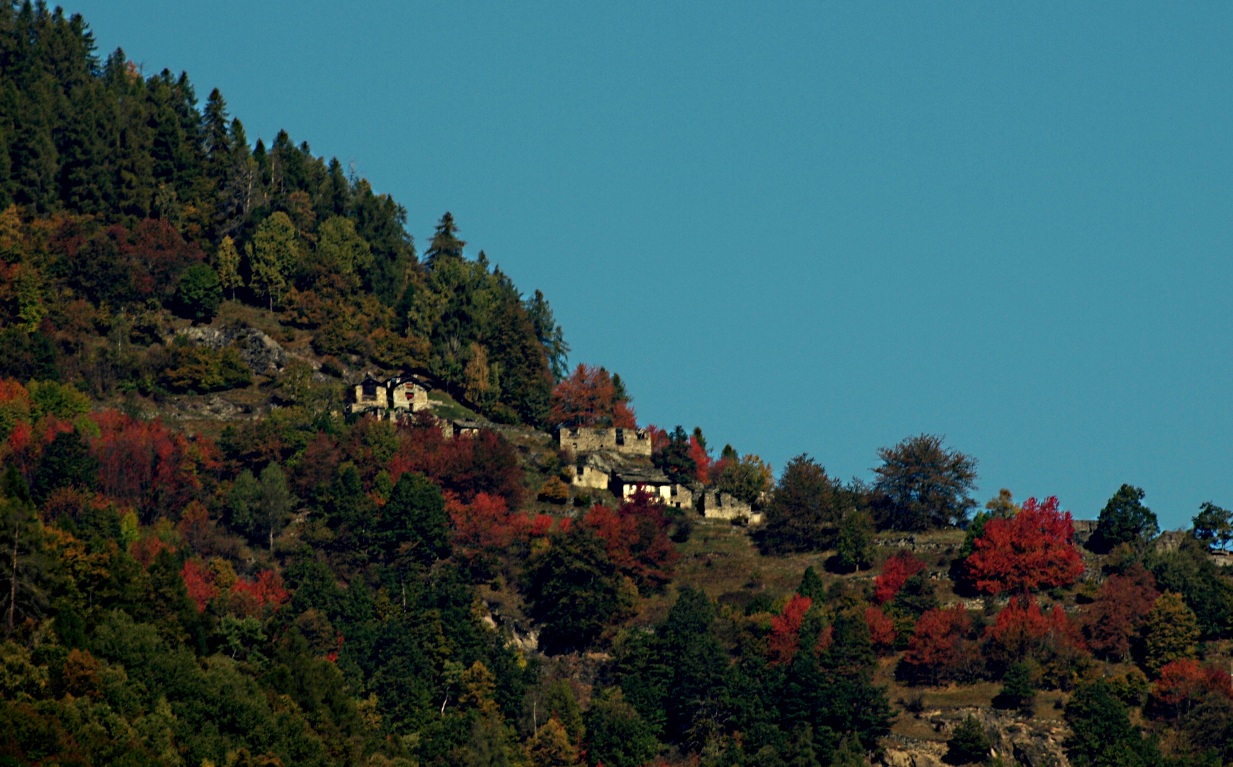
[1, 467, 48, 635]
[1089, 484, 1158, 553]
[249, 211, 298, 309]
[1064, 680, 1160, 767]
[1080, 564, 1159, 662]
[873, 551, 927, 604]
[873, 434, 977, 530]
[963, 496, 1084, 595]
[174, 262, 222, 321]
[424, 211, 465, 269]
[900, 606, 981, 685]
[835, 508, 875, 571]
[257, 463, 294, 553]
[525, 716, 582, 767]
[945, 715, 991, 765]
[215, 234, 242, 298]
[584, 688, 659, 767]
[653, 426, 697, 486]
[1192, 501, 1233, 552]
[524, 289, 570, 382]
[377, 471, 450, 567]
[1141, 591, 1199, 676]
[759, 455, 846, 554]
[547, 364, 635, 428]
[524, 525, 626, 654]
[715, 452, 773, 507]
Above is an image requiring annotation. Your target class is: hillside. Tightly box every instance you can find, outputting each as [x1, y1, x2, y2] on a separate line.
[2, 4, 1233, 767]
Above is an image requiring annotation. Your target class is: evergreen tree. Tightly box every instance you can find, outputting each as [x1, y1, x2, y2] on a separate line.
[836, 508, 875, 571]
[424, 211, 465, 269]
[1064, 680, 1160, 767]
[1090, 484, 1158, 553]
[760, 454, 846, 553]
[945, 715, 991, 765]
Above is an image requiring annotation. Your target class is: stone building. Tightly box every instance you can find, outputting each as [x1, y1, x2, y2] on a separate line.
[699, 490, 761, 525]
[558, 426, 652, 457]
[614, 468, 693, 510]
[349, 373, 429, 417]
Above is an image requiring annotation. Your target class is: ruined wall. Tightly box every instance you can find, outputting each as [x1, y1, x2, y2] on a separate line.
[558, 427, 652, 457]
[574, 465, 611, 490]
[700, 491, 755, 522]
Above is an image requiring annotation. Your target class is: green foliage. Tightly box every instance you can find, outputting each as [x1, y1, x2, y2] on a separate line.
[1065, 680, 1161, 767]
[156, 340, 251, 393]
[174, 262, 222, 321]
[759, 454, 848, 554]
[1192, 501, 1233, 552]
[1090, 484, 1158, 553]
[995, 659, 1038, 714]
[716, 452, 774, 507]
[873, 434, 978, 531]
[835, 508, 875, 571]
[377, 471, 450, 567]
[1147, 537, 1233, 638]
[584, 687, 660, 767]
[946, 715, 992, 765]
[524, 526, 627, 653]
[1141, 592, 1199, 676]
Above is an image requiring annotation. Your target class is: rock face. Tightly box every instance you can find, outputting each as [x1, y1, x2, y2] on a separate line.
[178, 324, 288, 375]
[879, 709, 1070, 767]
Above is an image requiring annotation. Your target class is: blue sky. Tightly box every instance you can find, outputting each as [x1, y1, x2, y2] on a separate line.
[67, 2, 1231, 529]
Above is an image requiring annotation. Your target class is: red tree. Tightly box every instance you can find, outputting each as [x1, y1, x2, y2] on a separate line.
[1150, 659, 1233, 718]
[182, 559, 217, 612]
[965, 496, 1083, 595]
[874, 551, 927, 604]
[767, 594, 813, 666]
[901, 605, 981, 685]
[548, 364, 636, 429]
[864, 606, 897, 654]
[1081, 564, 1160, 662]
[447, 492, 533, 568]
[387, 416, 524, 508]
[983, 596, 1087, 678]
[582, 490, 679, 591]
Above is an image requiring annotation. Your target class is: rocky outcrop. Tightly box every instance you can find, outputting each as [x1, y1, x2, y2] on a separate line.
[177, 324, 289, 375]
[880, 708, 1070, 767]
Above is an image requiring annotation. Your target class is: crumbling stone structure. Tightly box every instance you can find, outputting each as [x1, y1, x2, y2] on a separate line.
[558, 427, 652, 457]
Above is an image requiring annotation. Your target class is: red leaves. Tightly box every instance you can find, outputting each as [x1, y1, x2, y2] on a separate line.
[548, 364, 636, 429]
[182, 559, 217, 612]
[767, 594, 813, 666]
[864, 606, 897, 654]
[181, 561, 289, 616]
[90, 410, 213, 520]
[965, 496, 1084, 595]
[874, 551, 927, 604]
[1081, 564, 1160, 662]
[388, 417, 524, 508]
[902, 605, 981, 685]
[1151, 659, 1233, 717]
[688, 434, 711, 485]
[447, 492, 531, 565]
[984, 596, 1085, 669]
[582, 490, 679, 592]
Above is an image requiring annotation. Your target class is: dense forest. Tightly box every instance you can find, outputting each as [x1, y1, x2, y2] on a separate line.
[2, 3, 1233, 766]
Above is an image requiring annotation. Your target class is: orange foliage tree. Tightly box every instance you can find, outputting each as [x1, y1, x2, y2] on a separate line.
[964, 496, 1083, 595]
[581, 489, 679, 592]
[548, 364, 636, 429]
[900, 605, 982, 685]
[983, 596, 1088, 685]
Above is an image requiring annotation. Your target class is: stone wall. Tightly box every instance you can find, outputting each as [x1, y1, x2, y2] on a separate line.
[700, 491, 755, 522]
[558, 427, 652, 457]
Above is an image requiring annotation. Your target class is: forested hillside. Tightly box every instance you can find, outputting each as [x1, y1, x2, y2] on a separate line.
[2, 4, 1233, 767]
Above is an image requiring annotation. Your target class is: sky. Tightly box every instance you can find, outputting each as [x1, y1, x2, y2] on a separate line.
[65, 2, 1232, 530]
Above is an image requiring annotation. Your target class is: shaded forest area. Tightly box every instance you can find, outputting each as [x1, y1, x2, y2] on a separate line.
[2, 3, 1233, 767]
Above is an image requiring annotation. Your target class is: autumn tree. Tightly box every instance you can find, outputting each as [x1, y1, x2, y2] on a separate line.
[982, 596, 1088, 688]
[899, 605, 982, 685]
[215, 234, 242, 298]
[873, 551, 927, 605]
[1089, 484, 1158, 554]
[873, 434, 977, 531]
[964, 496, 1084, 595]
[714, 451, 773, 506]
[547, 364, 635, 428]
[1141, 591, 1200, 676]
[1080, 564, 1159, 662]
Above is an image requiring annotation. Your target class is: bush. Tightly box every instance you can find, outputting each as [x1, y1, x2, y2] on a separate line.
[946, 715, 992, 764]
